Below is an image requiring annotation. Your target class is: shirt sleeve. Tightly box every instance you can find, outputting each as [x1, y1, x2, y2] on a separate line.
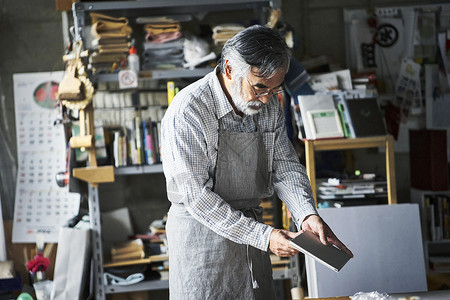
[161, 101, 273, 251]
[271, 101, 318, 230]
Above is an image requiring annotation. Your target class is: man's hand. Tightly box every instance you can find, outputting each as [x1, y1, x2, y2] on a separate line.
[301, 214, 354, 258]
[268, 229, 299, 257]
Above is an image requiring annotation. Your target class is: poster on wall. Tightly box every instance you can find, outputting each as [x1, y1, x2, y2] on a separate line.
[12, 72, 80, 243]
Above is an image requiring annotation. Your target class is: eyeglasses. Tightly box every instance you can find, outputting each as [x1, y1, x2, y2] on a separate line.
[245, 77, 283, 98]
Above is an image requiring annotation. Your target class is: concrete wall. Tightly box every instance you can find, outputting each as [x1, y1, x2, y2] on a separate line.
[0, 1, 65, 219]
[0, 1, 436, 222]
[282, 0, 429, 64]
[0, 0, 65, 154]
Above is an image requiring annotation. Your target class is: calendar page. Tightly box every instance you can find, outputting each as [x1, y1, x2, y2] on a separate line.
[12, 72, 80, 243]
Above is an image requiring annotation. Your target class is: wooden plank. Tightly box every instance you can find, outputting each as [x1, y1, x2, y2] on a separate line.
[103, 254, 169, 268]
[304, 140, 317, 206]
[385, 135, 397, 204]
[73, 166, 115, 184]
[310, 136, 386, 151]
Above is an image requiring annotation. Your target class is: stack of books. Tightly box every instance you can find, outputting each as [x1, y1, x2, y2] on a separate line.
[424, 194, 450, 241]
[89, 13, 133, 73]
[212, 24, 245, 47]
[111, 239, 145, 263]
[317, 177, 387, 207]
[292, 68, 386, 141]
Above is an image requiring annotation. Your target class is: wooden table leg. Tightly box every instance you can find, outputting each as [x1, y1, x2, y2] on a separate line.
[304, 140, 317, 207]
[385, 135, 397, 204]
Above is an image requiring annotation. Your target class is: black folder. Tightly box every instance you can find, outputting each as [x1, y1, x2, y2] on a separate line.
[346, 98, 386, 137]
[289, 230, 351, 272]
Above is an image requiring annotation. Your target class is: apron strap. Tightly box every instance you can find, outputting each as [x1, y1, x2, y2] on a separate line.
[253, 114, 259, 132]
[246, 245, 259, 289]
[241, 206, 263, 289]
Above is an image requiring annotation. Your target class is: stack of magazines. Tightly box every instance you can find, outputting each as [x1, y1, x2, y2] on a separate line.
[317, 177, 387, 206]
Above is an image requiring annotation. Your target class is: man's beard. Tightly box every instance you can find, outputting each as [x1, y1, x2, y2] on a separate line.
[229, 77, 264, 115]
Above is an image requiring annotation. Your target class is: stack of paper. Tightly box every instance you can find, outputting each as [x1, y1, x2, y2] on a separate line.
[317, 178, 387, 200]
[111, 239, 145, 263]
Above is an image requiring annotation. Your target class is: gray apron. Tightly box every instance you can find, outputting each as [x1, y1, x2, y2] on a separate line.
[167, 116, 276, 300]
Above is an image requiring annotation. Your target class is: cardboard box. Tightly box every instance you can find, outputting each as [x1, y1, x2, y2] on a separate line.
[55, 0, 78, 11]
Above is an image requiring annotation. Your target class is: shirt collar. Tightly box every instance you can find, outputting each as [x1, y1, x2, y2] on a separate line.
[210, 67, 234, 120]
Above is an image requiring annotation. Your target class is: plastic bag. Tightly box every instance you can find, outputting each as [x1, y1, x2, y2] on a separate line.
[351, 291, 394, 300]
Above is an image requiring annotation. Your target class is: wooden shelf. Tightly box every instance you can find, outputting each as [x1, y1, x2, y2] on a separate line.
[94, 68, 214, 82]
[105, 279, 169, 294]
[114, 164, 163, 175]
[304, 135, 397, 206]
[104, 254, 169, 268]
[305, 136, 389, 151]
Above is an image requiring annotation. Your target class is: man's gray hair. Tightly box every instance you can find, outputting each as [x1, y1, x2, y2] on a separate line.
[218, 24, 291, 79]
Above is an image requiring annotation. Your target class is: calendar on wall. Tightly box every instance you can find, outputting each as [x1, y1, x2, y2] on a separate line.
[12, 72, 80, 243]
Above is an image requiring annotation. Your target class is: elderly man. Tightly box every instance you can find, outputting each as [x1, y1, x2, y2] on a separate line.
[160, 24, 353, 300]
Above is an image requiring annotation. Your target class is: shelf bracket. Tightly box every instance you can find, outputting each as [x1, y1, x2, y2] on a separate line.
[88, 185, 106, 300]
[73, 166, 115, 186]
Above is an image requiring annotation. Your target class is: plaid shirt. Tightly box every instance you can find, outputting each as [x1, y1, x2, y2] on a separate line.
[161, 69, 317, 251]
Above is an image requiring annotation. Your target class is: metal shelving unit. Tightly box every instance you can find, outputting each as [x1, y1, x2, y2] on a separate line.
[72, 0, 280, 42]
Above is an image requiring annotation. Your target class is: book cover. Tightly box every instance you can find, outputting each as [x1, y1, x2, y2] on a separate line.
[142, 119, 156, 165]
[113, 131, 120, 168]
[332, 92, 356, 138]
[120, 133, 127, 166]
[289, 230, 351, 272]
[142, 119, 149, 165]
[345, 98, 386, 137]
[298, 93, 336, 140]
[151, 121, 161, 163]
[134, 115, 144, 165]
[167, 81, 176, 106]
[124, 119, 137, 165]
[306, 109, 344, 139]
